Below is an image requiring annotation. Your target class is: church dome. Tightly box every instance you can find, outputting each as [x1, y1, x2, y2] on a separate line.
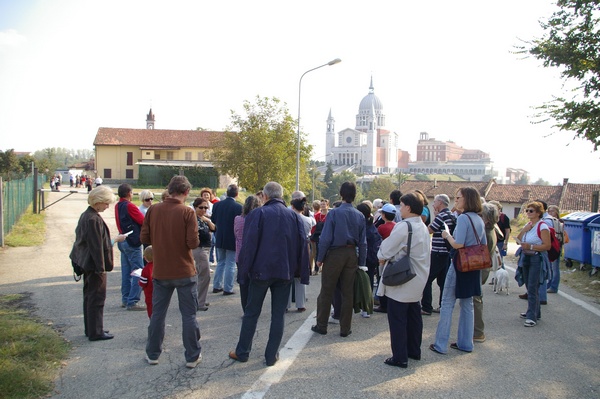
[358, 77, 383, 113]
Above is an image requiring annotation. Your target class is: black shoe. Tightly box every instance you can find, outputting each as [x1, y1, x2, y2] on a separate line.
[540, 300, 547, 305]
[266, 353, 279, 367]
[408, 354, 421, 361]
[223, 291, 235, 296]
[85, 330, 109, 337]
[384, 357, 407, 368]
[311, 325, 327, 335]
[519, 293, 528, 300]
[213, 288, 223, 293]
[373, 307, 387, 313]
[340, 330, 352, 338]
[89, 333, 114, 341]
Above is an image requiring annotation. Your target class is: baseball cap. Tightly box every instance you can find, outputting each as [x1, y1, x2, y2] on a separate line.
[382, 203, 396, 214]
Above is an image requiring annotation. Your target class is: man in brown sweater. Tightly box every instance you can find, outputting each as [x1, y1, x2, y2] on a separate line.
[141, 175, 201, 368]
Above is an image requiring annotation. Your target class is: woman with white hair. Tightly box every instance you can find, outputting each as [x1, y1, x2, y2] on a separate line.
[70, 186, 126, 341]
[138, 190, 154, 215]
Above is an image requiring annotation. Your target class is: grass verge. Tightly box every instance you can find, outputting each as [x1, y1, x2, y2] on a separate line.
[4, 207, 46, 247]
[0, 293, 70, 399]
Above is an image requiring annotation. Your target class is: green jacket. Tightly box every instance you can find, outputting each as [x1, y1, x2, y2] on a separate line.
[353, 268, 373, 314]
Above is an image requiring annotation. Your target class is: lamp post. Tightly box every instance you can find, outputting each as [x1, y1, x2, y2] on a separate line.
[296, 58, 341, 191]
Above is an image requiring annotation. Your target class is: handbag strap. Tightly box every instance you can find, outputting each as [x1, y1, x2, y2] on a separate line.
[403, 221, 413, 257]
[464, 213, 482, 245]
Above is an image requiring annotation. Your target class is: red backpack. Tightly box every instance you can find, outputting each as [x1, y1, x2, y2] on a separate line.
[537, 221, 561, 262]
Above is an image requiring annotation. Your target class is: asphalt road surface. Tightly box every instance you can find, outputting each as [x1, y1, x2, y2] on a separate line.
[0, 190, 599, 399]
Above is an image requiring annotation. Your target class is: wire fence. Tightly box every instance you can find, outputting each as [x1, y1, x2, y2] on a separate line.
[0, 174, 45, 246]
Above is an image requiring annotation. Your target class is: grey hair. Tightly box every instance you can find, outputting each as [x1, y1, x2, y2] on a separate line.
[139, 189, 154, 201]
[434, 194, 450, 206]
[263, 181, 283, 200]
[482, 202, 499, 226]
[88, 185, 116, 206]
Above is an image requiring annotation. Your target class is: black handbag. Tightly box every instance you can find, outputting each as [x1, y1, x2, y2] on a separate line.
[381, 221, 416, 286]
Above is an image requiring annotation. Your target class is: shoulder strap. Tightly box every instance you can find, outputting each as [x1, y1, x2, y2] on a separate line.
[404, 221, 413, 257]
[465, 213, 482, 245]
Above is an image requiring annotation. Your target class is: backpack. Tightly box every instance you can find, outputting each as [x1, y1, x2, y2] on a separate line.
[537, 220, 560, 262]
[310, 220, 325, 243]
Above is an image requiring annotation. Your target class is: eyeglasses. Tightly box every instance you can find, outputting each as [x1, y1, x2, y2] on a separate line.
[144, 198, 154, 202]
[525, 209, 536, 213]
[197, 206, 209, 210]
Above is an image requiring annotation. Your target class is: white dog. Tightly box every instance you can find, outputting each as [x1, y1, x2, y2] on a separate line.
[494, 268, 509, 295]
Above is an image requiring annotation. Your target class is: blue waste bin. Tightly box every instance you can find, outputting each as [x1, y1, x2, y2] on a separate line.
[588, 218, 600, 273]
[563, 212, 600, 266]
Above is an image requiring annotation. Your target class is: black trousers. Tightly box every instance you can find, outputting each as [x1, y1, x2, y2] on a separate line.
[387, 299, 422, 363]
[421, 251, 449, 312]
[83, 271, 107, 338]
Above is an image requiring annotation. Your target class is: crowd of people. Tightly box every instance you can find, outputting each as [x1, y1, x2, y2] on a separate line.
[70, 178, 568, 370]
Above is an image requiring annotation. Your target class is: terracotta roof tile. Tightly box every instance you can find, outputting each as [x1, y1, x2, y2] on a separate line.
[485, 185, 562, 205]
[399, 181, 489, 199]
[560, 183, 600, 212]
[93, 128, 224, 147]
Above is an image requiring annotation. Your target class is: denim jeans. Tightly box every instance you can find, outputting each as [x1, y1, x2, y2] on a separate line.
[235, 278, 292, 364]
[548, 258, 560, 291]
[213, 248, 236, 293]
[118, 241, 144, 306]
[523, 254, 542, 320]
[433, 264, 474, 353]
[146, 277, 201, 363]
[287, 278, 306, 309]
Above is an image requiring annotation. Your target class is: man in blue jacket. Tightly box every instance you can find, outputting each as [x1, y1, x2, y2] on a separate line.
[211, 184, 242, 295]
[229, 181, 309, 367]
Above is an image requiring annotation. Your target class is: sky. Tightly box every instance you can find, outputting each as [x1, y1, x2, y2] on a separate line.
[1, 0, 599, 184]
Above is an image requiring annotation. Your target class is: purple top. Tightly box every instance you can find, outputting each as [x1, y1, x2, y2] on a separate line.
[233, 215, 245, 263]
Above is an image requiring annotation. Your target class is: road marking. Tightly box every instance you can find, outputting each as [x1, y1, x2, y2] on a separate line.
[241, 310, 316, 399]
[505, 265, 600, 318]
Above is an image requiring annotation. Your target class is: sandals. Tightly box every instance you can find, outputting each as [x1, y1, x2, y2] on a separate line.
[384, 357, 407, 368]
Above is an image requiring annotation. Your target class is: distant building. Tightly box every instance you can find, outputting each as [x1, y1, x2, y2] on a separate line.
[325, 77, 410, 174]
[93, 109, 227, 187]
[407, 132, 495, 181]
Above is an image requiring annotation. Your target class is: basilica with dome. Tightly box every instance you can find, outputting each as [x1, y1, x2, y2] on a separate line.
[325, 77, 410, 174]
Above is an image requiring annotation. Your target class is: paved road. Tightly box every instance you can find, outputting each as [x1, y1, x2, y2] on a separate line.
[1, 191, 599, 399]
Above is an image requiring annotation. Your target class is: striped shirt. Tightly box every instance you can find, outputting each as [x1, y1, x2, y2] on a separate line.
[429, 208, 456, 253]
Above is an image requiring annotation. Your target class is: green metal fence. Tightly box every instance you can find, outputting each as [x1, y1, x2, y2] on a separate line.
[0, 174, 45, 246]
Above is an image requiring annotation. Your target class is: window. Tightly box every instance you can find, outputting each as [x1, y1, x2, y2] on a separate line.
[126, 169, 134, 179]
[127, 152, 133, 166]
[197, 152, 203, 160]
[167, 151, 174, 160]
[104, 169, 111, 178]
[185, 152, 192, 161]
[155, 153, 160, 160]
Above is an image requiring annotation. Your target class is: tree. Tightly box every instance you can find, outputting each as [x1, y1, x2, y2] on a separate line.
[212, 96, 312, 194]
[515, 174, 530, 185]
[0, 149, 22, 179]
[533, 178, 550, 185]
[366, 177, 397, 201]
[523, 1, 600, 149]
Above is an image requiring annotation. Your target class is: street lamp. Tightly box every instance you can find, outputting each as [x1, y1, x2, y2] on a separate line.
[311, 153, 333, 202]
[296, 58, 341, 191]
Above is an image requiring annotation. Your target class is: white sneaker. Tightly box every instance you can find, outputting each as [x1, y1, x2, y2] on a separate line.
[524, 319, 537, 327]
[328, 316, 339, 324]
[186, 353, 202, 368]
[146, 355, 159, 365]
[361, 310, 370, 318]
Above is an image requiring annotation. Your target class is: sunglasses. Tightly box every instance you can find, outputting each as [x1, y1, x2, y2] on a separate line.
[525, 209, 536, 213]
[455, 196, 462, 200]
[197, 206, 209, 210]
[144, 198, 154, 202]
